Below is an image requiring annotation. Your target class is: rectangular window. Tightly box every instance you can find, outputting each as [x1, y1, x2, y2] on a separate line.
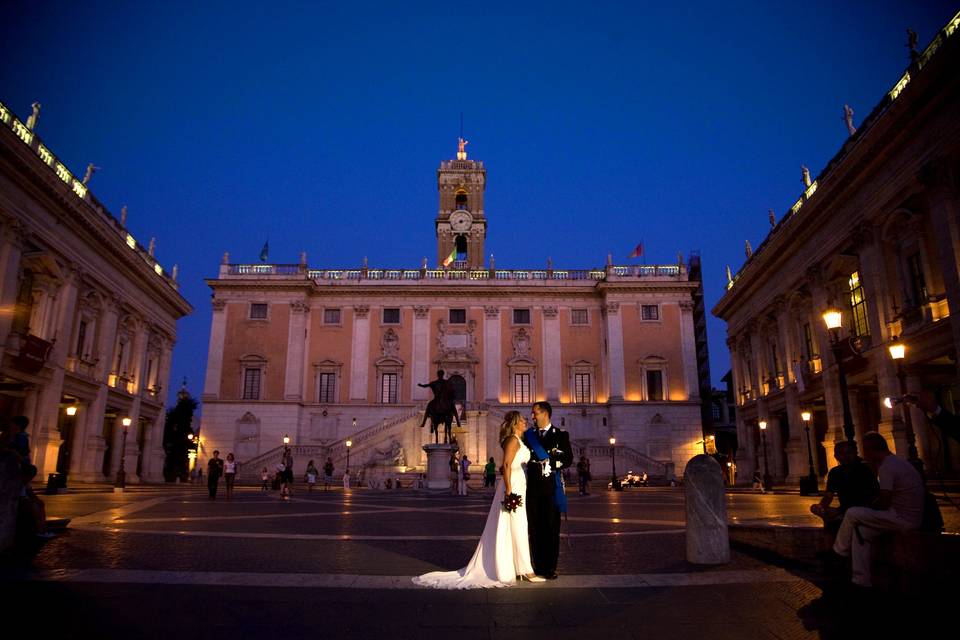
[514, 373, 531, 403]
[250, 303, 268, 319]
[75, 320, 88, 357]
[513, 309, 530, 324]
[803, 323, 818, 359]
[907, 253, 928, 307]
[323, 308, 341, 324]
[571, 309, 588, 325]
[318, 373, 336, 403]
[382, 308, 400, 324]
[848, 271, 869, 337]
[449, 308, 466, 324]
[711, 403, 722, 422]
[242, 368, 261, 400]
[646, 370, 664, 401]
[574, 373, 591, 403]
[641, 305, 660, 321]
[380, 373, 398, 403]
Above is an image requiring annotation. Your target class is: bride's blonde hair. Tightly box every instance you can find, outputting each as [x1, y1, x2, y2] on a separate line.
[498, 411, 524, 446]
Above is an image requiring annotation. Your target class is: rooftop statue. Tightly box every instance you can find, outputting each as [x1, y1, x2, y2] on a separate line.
[843, 104, 857, 136]
[25, 102, 40, 130]
[82, 163, 99, 185]
[801, 165, 811, 187]
[457, 137, 468, 160]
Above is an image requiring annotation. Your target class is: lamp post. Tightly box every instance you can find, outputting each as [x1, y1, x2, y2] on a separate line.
[799, 411, 818, 495]
[888, 337, 923, 472]
[758, 420, 772, 491]
[609, 436, 621, 491]
[283, 434, 290, 446]
[345, 438, 352, 474]
[115, 416, 132, 491]
[823, 308, 856, 442]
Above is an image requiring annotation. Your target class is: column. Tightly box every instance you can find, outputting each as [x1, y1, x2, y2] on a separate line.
[679, 300, 700, 400]
[542, 306, 561, 401]
[776, 303, 806, 481]
[142, 339, 175, 481]
[284, 300, 309, 400]
[349, 305, 371, 401]
[483, 306, 501, 401]
[202, 299, 228, 400]
[76, 298, 121, 481]
[603, 301, 625, 401]
[921, 162, 960, 378]
[412, 306, 430, 400]
[0, 220, 24, 346]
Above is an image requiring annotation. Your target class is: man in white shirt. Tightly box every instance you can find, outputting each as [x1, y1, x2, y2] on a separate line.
[832, 431, 924, 587]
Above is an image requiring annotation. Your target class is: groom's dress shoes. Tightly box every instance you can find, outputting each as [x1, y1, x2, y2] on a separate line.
[543, 573, 559, 580]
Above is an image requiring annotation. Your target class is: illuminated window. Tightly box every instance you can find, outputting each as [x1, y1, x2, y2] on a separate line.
[513, 309, 531, 324]
[574, 373, 591, 403]
[571, 309, 588, 325]
[449, 308, 466, 324]
[646, 370, 664, 401]
[641, 305, 659, 321]
[380, 373, 398, 403]
[318, 373, 336, 403]
[848, 272, 869, 337]
[514, 374, 531, 403]
[907, 253, 928, 307]
[250, 303, 268, 319]
[323, 308, 341, 324]
[382, 308, 400, 324]
[242, 368, 261, 400]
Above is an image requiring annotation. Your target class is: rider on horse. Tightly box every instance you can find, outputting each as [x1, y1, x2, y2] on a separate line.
[418, 370, 461, 440]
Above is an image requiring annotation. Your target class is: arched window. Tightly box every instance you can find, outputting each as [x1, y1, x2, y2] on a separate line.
[455, 191, 468, 211]
[455, 234, 468, 261]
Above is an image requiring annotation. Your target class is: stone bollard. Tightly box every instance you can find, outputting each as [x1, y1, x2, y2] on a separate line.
[422, 443, 458, 490]
[684, 454, 730, 564]
[0, 451, 22, 554]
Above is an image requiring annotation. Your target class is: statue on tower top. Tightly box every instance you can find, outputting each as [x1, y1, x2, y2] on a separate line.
[457, 137, 468, 160]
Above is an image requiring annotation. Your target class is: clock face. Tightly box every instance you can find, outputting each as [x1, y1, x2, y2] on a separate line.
[449, 210, 473, 232]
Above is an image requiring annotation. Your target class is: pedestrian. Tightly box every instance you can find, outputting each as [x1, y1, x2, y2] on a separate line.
[305, 459, 319, 492]
[831, 432, 925, 588]
[640, 471, 648, 487]
[577, 455, 591, 495]
[223, 453, 237, 499]
[449, 452, 459, 495]
[459, 453, 470, 496]
[260, 467, 270, 491]
[343, 468, 351, 489]
[207, 450, 224, 500]
[280, 447, 294, 500]
[10, 415, 30, 463]
[752, 470, 765, 494]
[484, 456, 497, 489]
[323, 457, 334, 490]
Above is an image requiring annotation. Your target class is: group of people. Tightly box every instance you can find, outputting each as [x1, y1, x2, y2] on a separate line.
[448, 450, 471, 495]
[204, 450, 237, 500]
[414, 401, 573, 588]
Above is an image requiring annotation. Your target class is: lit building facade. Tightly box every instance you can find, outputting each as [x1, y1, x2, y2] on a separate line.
[0, 100, 192, 483]
[202, 146, 709, 480]
[712, 13, 960, 484]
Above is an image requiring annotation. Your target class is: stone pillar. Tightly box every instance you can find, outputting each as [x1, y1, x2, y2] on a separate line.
[603, 301, 625, 401]
[542, 306, 561, 401]
[921, 163, 960, 379]
[349, 305, 371, 401]
[483, 306, 501, 401]
[679, 300, 700, 400]
[202, 299, 228, 400]
[74, 387, 108, 482]
[284, 300, 309, 400]
[422, 443, 457, 490]
[905, 373, 934, 468]
[0, 221, 24, 346]
[684, 455, 730, 564]
[412, 306, 431, 400]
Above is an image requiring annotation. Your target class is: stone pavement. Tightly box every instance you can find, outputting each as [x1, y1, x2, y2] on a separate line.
[1, 486, 951, 638]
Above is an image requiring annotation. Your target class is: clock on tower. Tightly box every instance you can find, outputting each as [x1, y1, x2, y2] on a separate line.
[436, 139, 487, 270]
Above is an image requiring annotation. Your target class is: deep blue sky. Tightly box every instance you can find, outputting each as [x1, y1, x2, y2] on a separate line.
[2, 1, 956, 408]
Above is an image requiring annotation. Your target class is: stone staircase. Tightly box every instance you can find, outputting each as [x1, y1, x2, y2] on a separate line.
[237, 408, 424, 482]
[581, 444, 673, 480]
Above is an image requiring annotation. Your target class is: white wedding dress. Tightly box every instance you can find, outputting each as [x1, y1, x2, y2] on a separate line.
[413, 437, 534, 589]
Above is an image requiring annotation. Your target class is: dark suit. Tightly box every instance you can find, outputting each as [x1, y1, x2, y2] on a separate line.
[524, 424, 573, 577]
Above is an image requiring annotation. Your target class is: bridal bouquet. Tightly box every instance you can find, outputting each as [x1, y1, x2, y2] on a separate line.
[501, 492, 523, 513]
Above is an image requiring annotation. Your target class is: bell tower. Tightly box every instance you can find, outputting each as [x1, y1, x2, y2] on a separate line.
[436, 138, 487, 270]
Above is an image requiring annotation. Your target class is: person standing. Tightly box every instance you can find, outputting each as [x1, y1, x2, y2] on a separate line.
[459, 453, 471, 496]
[752, 470, 765, 494]
[577, 455, 591, 495]
[449, 452, 459, 495]
[223, 453, 237, 499]
[323, 457, 334, 490]
[305, 459, 319, 492]
[260, 467, 270, 491]
[524, 401, 573, 580]
[280, 447, 294, 501]
[10, 416, 30, 463]
[207, 450, 224, 500]
[483, 457, 496, 490]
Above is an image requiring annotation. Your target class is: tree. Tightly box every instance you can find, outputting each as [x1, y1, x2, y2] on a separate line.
[163, 382, 198, 482]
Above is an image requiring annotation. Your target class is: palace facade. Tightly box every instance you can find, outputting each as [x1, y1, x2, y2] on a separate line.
[0, 100, 192, 484]
[712, 12, 960, 484]
[202, 146, 711, 480]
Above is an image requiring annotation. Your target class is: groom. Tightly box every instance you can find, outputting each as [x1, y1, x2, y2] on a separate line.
[524, 401, 573, 579]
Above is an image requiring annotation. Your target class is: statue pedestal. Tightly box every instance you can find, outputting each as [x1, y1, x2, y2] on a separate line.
[422, 443, 458, 490]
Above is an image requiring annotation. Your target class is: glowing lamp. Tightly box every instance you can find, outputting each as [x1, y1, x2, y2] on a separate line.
[345, 439, 353, 448]
[283, 435, 290, 445]
[121, 417, 132, 428]
[609, 436, 616, 446]
[888, 340, 906, 360]
[66, 406, 78, 416]
[759, 420, 767, 431]
[822, 308, 843, 331]
[883, 397, 894, 409]
[801, 411, 812, 422]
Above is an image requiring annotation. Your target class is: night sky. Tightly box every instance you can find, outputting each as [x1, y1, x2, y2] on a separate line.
[1, 1, 955, 409]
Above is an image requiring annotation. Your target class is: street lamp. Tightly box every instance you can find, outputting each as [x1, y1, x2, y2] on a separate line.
[609, 436, 621, 491]
[822, 307, 856, 442]
[888, 337, 922, 472]
[345, 439, 353, 473]
[758, 420, 772, 491]
[66, 405, 78, 417]
[799, 411, 818, 495]
[115, 416, 132, 491]
[283, 434, 290, 445]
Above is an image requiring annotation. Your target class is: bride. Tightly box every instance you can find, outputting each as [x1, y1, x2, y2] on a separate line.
[413, 410, 545, 588]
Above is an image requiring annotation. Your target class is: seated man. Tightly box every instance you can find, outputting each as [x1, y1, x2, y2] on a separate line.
[811, 441, 878, 549]
[832, 432, 924, 587]
[18, 464, 55, 539]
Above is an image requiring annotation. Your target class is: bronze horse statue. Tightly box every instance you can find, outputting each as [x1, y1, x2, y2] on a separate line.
[418, 371, 461, 444]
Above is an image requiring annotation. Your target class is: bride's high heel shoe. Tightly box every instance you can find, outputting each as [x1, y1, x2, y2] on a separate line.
[519, 574, 546, 583]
